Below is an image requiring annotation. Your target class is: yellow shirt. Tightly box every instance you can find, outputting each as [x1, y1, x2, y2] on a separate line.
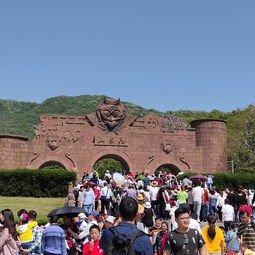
[17, 221, 37, 242]
[201, 225, 224, 254]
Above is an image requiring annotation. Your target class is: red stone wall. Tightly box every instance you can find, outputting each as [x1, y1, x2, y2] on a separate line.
[0, 135, 30, 169]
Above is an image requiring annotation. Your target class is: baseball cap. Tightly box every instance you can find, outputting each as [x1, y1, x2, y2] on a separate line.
[78, 213, 87, 219]
[89, 210, 99, 217]
[105, 215, 115, 224]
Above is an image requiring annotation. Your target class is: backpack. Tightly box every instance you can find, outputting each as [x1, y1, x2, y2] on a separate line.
[210, 198, 217, 207]
[105, 227, 146, 255]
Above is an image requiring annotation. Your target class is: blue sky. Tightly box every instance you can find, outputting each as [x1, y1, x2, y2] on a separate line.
[0, 1, 254, 112]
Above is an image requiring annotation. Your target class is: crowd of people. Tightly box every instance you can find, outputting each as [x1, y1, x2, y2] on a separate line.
[1, 170, 255, 255]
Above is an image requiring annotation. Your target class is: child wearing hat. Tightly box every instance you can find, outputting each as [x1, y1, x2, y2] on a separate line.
[16, 212, 38, 250]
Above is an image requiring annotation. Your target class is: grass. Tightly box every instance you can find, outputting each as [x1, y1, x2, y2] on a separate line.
[0, 196, 65, 224]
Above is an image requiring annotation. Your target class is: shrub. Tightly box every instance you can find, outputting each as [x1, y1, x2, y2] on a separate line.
[0, 168, 76, 197]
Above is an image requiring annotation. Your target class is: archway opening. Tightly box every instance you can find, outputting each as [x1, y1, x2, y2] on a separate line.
[39, 161, 66, 170]
[155, 164, 180, 176]
[93, 154, 129, 178]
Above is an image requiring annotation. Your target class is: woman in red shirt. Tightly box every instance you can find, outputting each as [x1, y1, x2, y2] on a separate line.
[83, 224, 103, 255]
[92, 183, 101, 211]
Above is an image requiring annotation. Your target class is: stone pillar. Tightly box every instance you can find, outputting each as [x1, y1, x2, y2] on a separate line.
[68, 182, 73, 193]
[190, 119, 227, 173]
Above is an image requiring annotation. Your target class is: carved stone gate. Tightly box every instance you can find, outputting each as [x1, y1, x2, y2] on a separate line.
[0, 99, 227, 179]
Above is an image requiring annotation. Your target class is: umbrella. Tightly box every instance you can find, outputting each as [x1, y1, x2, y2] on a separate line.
[47, 208, 59, 217]
[113, 172, 125, 185]
[48, 206, 86, 217]
[189, 174, 208, 183]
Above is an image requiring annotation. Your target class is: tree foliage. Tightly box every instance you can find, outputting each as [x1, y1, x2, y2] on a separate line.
[227, 105, 255, 173]
[94, 158, 126, 178]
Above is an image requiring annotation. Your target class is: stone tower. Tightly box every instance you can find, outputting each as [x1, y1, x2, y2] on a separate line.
[190, 119, 227, 173]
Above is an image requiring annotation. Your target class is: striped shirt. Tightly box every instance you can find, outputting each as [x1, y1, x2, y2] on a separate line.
[238, 222, 255, 250]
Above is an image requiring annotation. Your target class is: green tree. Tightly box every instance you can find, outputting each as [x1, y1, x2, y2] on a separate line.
[93, 158, 126, 178]
[227, 105, 255, 173]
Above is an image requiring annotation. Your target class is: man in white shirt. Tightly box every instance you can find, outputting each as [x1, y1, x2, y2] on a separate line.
[100, 183, 113, 214]
[216, 192, 224, 222]
[222, 198, 235, 231]
[104, 170, 112, 179]
[192, 183, 204, 221]
[149, 181, 159, 216]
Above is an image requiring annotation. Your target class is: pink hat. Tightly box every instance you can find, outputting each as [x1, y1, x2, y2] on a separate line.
[20, 213, 28, 222]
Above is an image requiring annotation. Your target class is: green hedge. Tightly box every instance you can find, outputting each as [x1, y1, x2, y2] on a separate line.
[177, 172, 255, 191]
[0, 168, 76, 197]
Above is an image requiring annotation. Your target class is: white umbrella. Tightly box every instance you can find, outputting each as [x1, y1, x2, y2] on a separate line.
[113, 172, 125, 185]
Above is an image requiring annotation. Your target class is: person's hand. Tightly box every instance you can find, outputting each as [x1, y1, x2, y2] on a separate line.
[89, 240, 94, 251]
[66, 227, 72, 234]
[21, 248, 30, 254]
[16, 241, 21, 247]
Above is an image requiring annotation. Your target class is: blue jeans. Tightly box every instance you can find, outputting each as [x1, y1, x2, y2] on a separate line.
[83, 204, 93, 214]
[21, 242, 31, 249]
[201, 204, 209, 221]
[193, 201, 202, 220]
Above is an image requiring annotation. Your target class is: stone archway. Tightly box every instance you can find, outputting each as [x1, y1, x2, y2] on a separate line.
[92, 153, 130, 177]
[94, 154, 130, 170]
[155, 163, 180, 176]
[4, 98, 226, 177]
[39, 161, 66, 169]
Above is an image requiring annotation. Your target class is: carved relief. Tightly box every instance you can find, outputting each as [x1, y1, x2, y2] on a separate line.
[147, 155, 155, 164]
[34, 121, 47, 140]
[33, 116, 83, 150]
[65, 152, 77, 169]
[28, 152, 40, 166]
[86, 98, 136, 132]
[177, 150, 191, 169]
[96, 98, 127, 131]
[145, 118, 158, 128]
[47, 134, 61, 150]
[161, 140, 174, 154]
[144, 114, 161, 129]
[63, 130, 81, 143]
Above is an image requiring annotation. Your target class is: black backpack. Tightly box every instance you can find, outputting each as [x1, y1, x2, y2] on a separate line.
[105, 227, 146, 255]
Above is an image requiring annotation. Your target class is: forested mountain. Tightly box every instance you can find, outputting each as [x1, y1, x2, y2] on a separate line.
[0, 95, 160, 139]
[0, 95, 254, 173]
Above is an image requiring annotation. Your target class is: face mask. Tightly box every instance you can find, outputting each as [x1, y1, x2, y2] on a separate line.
[76, 220, 83, 228]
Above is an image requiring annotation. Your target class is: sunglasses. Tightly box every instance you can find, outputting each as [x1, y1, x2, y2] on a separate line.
[183, 233, 188, 245]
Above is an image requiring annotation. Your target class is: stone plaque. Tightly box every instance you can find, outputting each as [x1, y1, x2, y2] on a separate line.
[94, 136, 128, 147]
